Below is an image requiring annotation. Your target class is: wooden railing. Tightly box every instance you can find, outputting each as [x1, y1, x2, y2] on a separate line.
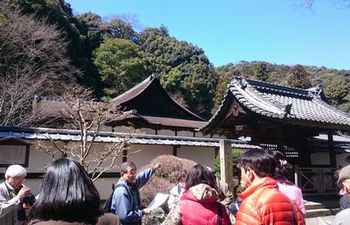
[295, 166, 338, 195]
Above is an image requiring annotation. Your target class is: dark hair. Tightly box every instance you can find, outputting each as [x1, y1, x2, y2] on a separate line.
[120, 161, 136, 173]
[272, 150, 285, 162]
[272, 151, 294, 183]
[239, 148, 275, 178]
[185, 164, 217, 190]
[29, 158, 102, 224]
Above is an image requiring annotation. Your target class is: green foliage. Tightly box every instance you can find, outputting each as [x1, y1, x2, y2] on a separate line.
[253, 62, 270, 81]
[287, 64, 314, 88]
[320, 72, 350, 106]
[213, 64, 240, 113]
[140, 27, 217, 118]
[93, 38, 152, 99]
[214, 148, 243, 177]
[77, 12, 104, 56]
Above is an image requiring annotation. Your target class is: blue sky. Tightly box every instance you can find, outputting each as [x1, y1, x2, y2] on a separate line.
[66, 0, 350, 70]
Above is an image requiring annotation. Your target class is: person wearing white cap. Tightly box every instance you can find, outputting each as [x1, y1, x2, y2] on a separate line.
[0, 164, 31, 225]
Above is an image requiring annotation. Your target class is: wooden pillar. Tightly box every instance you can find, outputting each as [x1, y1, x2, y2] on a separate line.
[294, 165, 299, 186]
[328, 131, 336, 167]
[172, 145, 179, 156]
[122, 149, 128, 162]
[219, 139, 233, 191]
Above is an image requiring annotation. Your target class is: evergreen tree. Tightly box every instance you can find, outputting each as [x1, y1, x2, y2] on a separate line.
[93, 38, 152, 99]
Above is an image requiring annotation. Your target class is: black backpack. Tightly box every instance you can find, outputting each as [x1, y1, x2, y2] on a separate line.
[103, 183, 124, 213]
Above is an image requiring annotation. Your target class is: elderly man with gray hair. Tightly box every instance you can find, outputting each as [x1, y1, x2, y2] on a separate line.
[0, 164, 31, 225]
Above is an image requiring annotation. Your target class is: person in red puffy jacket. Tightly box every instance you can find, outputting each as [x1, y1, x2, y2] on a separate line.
[235, 148, 305, 225]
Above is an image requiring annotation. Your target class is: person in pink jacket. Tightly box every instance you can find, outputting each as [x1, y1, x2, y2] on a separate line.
[273, 151, 306, 214]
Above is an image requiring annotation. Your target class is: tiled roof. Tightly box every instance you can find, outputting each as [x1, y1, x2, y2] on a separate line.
[202, 76, 350, 133]
[33, 75, 206, 130]
[0, 126, 259, 149]
[111, 74, 205, 121]
[142, 116, 207, 129]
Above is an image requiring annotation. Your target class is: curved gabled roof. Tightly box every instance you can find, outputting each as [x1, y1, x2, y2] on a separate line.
[201, 76, 350, 135]
[111, 74, 205, 122]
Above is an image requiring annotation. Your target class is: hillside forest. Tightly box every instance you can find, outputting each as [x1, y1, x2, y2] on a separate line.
[1, 0, 350, 126]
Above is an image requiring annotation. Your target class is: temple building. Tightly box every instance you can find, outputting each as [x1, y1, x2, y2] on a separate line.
[201, 76, 350, 194]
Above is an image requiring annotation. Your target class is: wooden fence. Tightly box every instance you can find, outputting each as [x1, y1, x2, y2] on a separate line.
[295, 166, 338, 195]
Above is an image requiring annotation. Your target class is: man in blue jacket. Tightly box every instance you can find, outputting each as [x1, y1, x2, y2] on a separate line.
[111, 161, 160, 225]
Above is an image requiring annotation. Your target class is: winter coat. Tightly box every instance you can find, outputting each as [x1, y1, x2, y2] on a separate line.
[29, 213, 120, 225]
[277, 179, 306, 214]
[0, 181, 22, 225]
[162, 183, 231, 225]
[235, 177, 305, 225]
[111, 168, 155, 225]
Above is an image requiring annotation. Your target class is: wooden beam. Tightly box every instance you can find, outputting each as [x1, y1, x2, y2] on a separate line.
[328, 131, 336, 167]
[172, 145, 179, 156]
[219, 139, 233, 191]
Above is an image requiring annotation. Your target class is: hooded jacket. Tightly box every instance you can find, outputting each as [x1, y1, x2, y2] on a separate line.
[162, 183, 231, 225]
[235, 177, 305, 225]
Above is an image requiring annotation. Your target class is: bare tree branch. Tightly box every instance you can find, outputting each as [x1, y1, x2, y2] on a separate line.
[36, 84, 131, 181]
[0, 2, 79, 126]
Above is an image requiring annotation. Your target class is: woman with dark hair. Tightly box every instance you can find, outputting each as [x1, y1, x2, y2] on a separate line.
[29, 158, 119, 225]
[162, 164, 231, 225]
[273, 151, 306, 214]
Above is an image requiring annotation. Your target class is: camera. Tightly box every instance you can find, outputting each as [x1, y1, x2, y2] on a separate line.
[22, 193, 36, 206]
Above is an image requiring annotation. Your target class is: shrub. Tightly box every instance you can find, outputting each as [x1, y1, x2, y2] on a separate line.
[139, 154, 196, 207]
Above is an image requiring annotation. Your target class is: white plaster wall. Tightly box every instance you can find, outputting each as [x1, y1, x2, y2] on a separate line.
[177, 146, 215, 167]
[0, 146, 51, 174]
[93, 177, 119, 200]
[126, 144, 173, 168]
[27, 146, 54, 172]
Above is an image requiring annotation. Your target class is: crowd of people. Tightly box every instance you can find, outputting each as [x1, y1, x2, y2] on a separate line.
[0, 148, 347, 225]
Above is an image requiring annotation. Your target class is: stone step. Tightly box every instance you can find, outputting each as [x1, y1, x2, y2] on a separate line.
[305, 208, 338, 218]
[304, 196, 339, 218]
[305, 201, 339, 210]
